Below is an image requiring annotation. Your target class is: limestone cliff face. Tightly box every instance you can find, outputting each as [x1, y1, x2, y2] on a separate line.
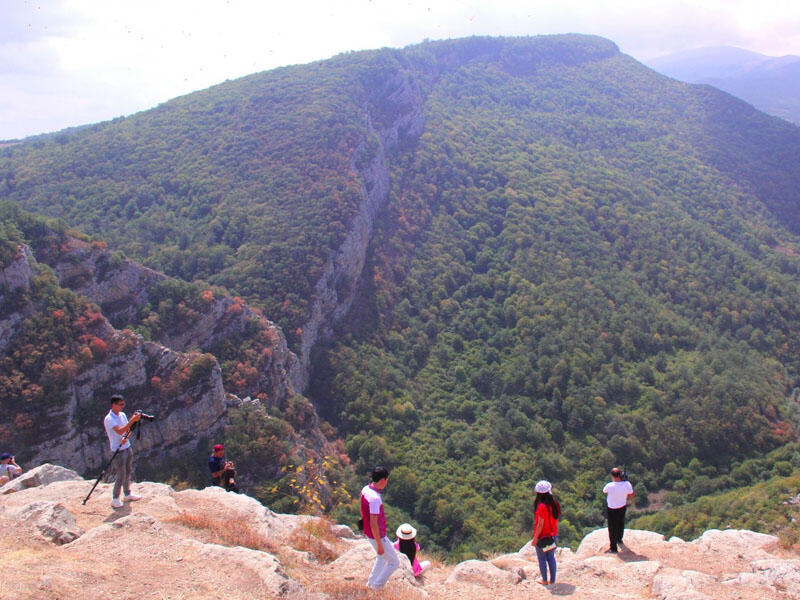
[0, 243, 230, 476]
[0, 245, 35, 355]
[34, 328, 228, 476]
[30, 233, 297, 409]
[292, 65, 425, 392]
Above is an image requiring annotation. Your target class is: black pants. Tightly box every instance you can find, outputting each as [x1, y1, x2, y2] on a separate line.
[213, 469, 239, 493]
[607, 506, 627, 551]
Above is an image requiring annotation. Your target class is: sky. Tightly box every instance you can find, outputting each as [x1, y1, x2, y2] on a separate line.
[2, 0, 800, 140]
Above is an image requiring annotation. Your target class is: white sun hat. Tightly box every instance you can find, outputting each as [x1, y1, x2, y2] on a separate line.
[396, 523, 417, 540]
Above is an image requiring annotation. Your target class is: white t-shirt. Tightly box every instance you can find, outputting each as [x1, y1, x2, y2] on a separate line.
[0, 463, 21, 478]
[361, 484, 383, 515]
[603, 480, 634, 509]
[103, 410, 131, 451]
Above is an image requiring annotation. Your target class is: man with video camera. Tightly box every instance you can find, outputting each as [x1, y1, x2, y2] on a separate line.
[103, 394, 143, 508]
[208, 443, 239, 492]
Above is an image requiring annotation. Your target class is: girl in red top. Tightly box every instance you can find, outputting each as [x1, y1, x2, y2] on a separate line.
[531, 480, 561, 585]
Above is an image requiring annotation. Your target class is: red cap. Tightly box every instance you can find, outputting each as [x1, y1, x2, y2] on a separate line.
[213, 444, 224, 451]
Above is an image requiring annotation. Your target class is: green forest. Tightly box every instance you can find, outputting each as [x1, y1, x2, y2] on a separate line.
[2, 35, 800, 558]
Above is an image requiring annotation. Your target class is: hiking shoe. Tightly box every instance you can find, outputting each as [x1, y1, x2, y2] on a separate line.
[111, 497, 123, 508]
[124, 494, 142, 502]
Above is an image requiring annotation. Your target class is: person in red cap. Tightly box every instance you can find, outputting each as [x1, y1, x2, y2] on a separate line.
[208, 443, 238, 492]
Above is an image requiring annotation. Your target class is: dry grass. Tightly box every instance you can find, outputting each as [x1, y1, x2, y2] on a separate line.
[288, 517, 343, 563]
[315, 578, 427, 599]
[777, 523, 800, 550]
[169, 511, 277, 554]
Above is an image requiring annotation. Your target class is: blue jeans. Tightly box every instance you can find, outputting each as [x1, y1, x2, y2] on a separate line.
[535, 535, 557, 583]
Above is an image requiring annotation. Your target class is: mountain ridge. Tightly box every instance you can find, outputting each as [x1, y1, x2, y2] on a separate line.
[646, 45, 800, 124]
[1, 34, 800, 555]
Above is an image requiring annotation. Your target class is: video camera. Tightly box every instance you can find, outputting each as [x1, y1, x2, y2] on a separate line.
[130, 410, 155, 439]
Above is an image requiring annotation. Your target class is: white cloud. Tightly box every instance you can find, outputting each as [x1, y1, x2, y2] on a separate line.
[1, 0, 800, 139]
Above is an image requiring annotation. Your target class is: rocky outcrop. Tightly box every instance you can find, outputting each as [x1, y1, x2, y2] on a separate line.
[29, 233, 297, 408]
[7, 500, 83, 544]
[0, 463, 82, 494]
[292, 63, 425, 392]
[2, 469, 800, 599]
[30, 330, 229, 476]
[445, 559, 523, 586]
[0, 244, 230, 476]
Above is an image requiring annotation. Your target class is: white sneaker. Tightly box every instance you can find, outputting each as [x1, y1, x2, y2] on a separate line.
[123, 494, 141, 502]
[111, 497, 123, 508]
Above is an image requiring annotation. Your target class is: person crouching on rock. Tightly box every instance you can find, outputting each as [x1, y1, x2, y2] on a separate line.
[209, 444, 239, 492]
[531, 479, 560, 585]
[360, 466, 399, 590]
[393, 523, 431, 578]
[0, 452, 22, 485]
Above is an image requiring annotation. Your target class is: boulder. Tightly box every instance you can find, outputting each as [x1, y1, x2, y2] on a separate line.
[750, 559, 800, 600]
[445, 559, 522, 587]
[691, 529, 777, 556]
[720, 572, 768, 588]
[576, 528, 665, 558]
[182, 538, 315, 599]
[490, 554, 535, 581]
[327, 539, 418, 587]
[330, 524, 356, 539]
[652, 569, 717, 600]
[0, 463, 82, 494]
[621, 559, 662, 580]
[10, 500, 82, 544]
[583, 555, 622, 574]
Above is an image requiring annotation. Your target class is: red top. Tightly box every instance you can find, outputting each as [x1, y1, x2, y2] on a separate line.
[534, 502, 558, 538]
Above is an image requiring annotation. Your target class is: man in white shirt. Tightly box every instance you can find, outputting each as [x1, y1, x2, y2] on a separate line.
[103, 395, 142, 508]
[602, 467, 634, 553]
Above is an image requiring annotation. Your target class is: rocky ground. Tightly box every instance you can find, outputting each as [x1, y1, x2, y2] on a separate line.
[2, 464, 799, 600]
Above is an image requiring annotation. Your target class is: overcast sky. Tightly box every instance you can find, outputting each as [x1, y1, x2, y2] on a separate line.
[2, 0, 800, 140]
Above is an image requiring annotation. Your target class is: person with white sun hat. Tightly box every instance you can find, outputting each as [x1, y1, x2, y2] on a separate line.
[393, 523, 431, 577]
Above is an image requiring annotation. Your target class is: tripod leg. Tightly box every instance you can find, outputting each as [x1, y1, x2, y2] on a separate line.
[82, 439, 127, 504]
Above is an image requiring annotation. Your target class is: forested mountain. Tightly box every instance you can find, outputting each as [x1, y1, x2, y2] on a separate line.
[2, 34, 800, 558]
[647, 46, 800, 124]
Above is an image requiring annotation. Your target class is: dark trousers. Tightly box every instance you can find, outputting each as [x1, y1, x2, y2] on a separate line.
[607, 506, 627, 551]
[213, 468, 239, 493]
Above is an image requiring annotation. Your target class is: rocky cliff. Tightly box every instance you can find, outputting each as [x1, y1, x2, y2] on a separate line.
[0, 244, 230, 475]
[28, 230, 297, 409]
[2, 465, 799, 600]
[292, 62, 425, 392]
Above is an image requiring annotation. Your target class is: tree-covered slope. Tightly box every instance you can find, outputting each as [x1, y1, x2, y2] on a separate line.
[0, 53, 408, 347]
[1, 35, 800, 557]
[313, 37, 800, 556]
